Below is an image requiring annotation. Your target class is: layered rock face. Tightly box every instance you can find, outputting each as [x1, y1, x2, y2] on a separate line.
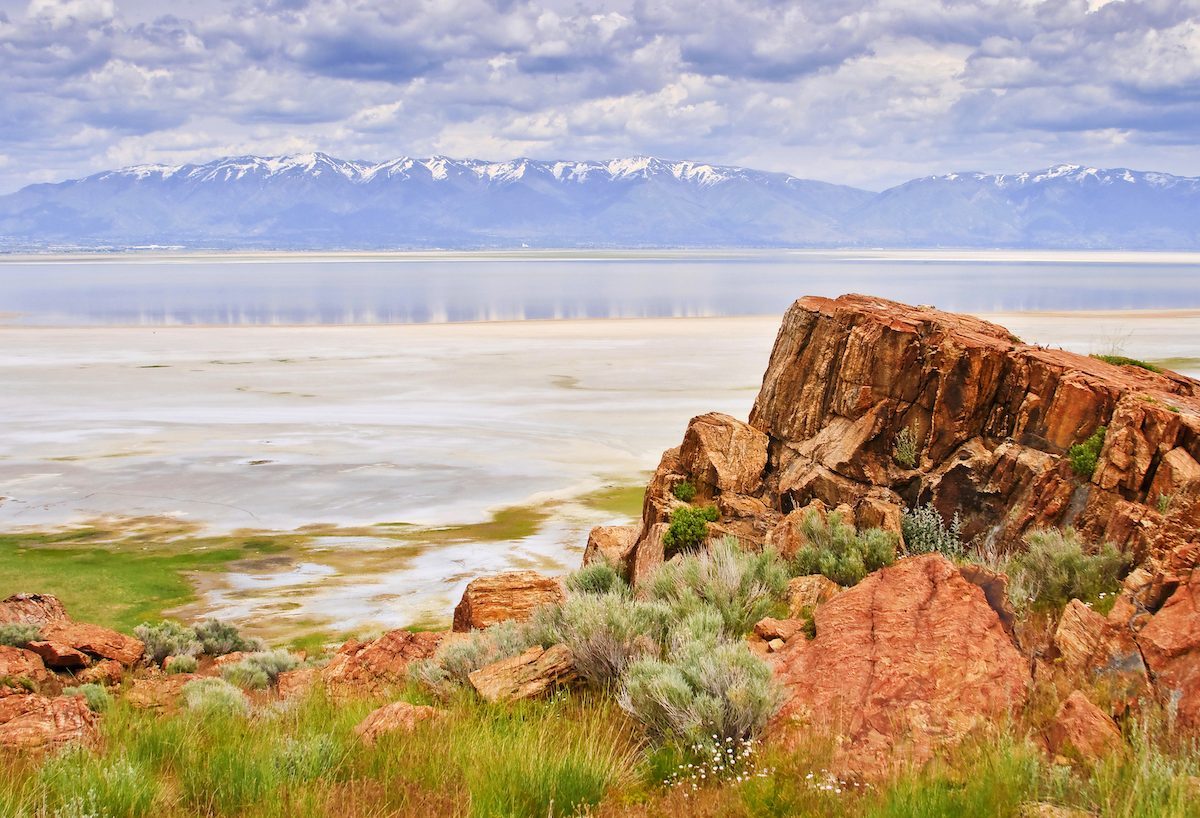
[771, 554, 1028, 774]
[611, 294, 1200, 602]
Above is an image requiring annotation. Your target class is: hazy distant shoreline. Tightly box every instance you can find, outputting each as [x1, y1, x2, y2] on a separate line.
[5, 247, 1200, 265]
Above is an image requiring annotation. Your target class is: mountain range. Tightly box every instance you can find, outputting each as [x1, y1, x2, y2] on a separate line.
[1, 154, 1197, 250]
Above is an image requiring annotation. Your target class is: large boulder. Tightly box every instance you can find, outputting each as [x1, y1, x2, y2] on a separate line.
[322, 629, 443, 695]
[1044, 691, 1123, 763]
[0, 646, 57, 692]
[27, 640, 91, 670]
[452, 571, 565, 632]
[353, 701, 446, 745]
[1137, 569, 1200, 728]
[0, 692, 97, 750]
[1049, 600, 1148, 710]
[38, 620, 144, 667]
[125, 674, 199, 710]
[468, 644, 579, 702]
[0, 593, 69, 625]
[678, 412, 769, 496]
[582, 525, 638, 575]
[771, 554, 1029, 776]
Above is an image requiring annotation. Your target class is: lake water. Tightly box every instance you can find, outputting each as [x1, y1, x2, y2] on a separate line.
[1, 250, 1199, 325]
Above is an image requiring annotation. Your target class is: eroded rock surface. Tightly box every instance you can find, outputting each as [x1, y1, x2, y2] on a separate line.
[468, 644, 578, 702]
[0, 646, 57, 692]
[1137, 569, 1200, 728]
[322, 629, 443, 695]
[771, 554, 1028, 776]
[1044, 690, 1123, 763]
[38, 620, 144, 667]
[452, 571, 565, 632]
[0, 593, 70, 626]
[0, 693, 97, 749]
[354, 701, 445, 744]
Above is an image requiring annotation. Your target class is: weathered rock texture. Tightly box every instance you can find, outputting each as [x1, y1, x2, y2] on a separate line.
[452, 571, 565, 632]
[354, 701, 445, 745]
[0, 692, 97, 749]
[1137, 569, 1200, 727]
[0, 594, 70, 625]
[322, 629, 443, 695]
[1047, 599, 1148, 711]
[0, 646, 57, 692]
[0, 594, 144, 668]
[468, 644, 579, 702]
[1044, 690, 1123, 763]
[772, 554, 1028, 775]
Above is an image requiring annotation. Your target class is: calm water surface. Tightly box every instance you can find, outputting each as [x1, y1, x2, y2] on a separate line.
[1, 251, 1198, 325]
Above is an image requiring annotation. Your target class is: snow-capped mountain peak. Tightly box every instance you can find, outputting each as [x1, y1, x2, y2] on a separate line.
[5, 154, 1197, 251]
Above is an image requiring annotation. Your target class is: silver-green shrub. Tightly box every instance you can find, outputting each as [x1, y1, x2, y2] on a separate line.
[647, 537, 788, 636]
[791, 511, 897, 586]
[182, 677, 248, 717]
[164, 655, 198, 674]
[62, 683, 111, 713]
[220, 650, 298, 689]
[901, 503, 965, 559]
[414, 620, 537, 694]
[133, 620, 202, 665]
[1008, 527, 1128, 613]
[565, 562, 627, 596]
[619, 636, 781, 745]
[537, 594, 673, 687]
[0, 622, 41, 648]
[193, 619, 264, 656]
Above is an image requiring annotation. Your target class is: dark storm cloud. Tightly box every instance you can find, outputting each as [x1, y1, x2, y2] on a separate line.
[0, 0, 1197, 192]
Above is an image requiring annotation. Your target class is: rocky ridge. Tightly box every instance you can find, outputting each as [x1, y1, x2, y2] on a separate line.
[592, 293, 1200, 769]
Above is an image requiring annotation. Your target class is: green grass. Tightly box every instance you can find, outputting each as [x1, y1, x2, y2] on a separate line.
[1, 687, 642, 818]
[0, 530, 294, 633]
[581, 483, 647, 519]
[1148, 356, 1200, 373]
[2, 682, 1198, 818]
[1090, 354, 1163, 373]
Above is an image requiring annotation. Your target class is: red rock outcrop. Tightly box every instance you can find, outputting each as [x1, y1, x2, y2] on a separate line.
[1044, 690, 1123, 763]
[771, 554, 1028, 776]
[0, 692, 97, 750]
[601, 295, 1200, 588]
[38, 620, 144, 667]
[1137, 569, 1200, 728]
[353, 701, 446, 744]
[1, 594, 143, 668]
[1047, 600, 1148, 711]
[0, 646, 57, 692]
[452, 571, 565, 632]
[582, 526, 639, 574]
[468, 644, 579, 702]
[27, 640, 91, 669]
[322, 629, 443, 695]
[0, 593, 70, 625]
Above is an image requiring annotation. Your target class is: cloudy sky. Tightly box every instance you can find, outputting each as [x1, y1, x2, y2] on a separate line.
[0, 0, 1198, 193]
